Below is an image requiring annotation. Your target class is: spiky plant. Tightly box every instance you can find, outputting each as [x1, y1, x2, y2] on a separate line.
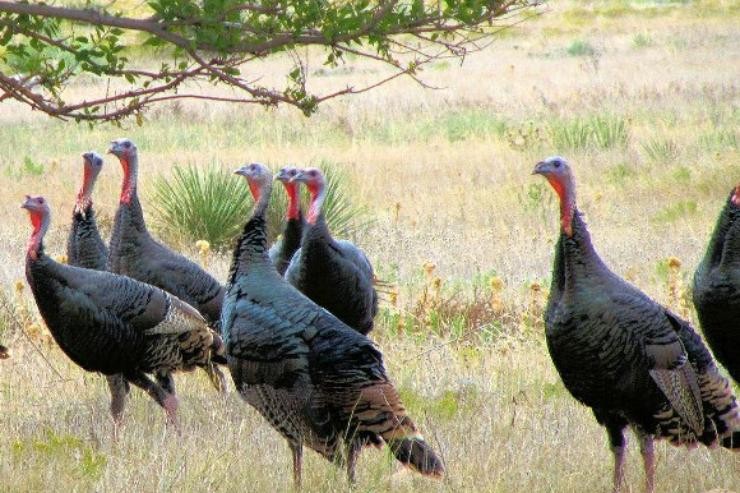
[151, 161, 369, 250]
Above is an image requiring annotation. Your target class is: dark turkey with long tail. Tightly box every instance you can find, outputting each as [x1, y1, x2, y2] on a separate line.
[223, 163, 444, 488]
[268, 166, 305, 275]
[23, 195, 225, 433]
[693, 184, 740, 383]
[285, 167, 377, 335]
[534, 156, 739, 493]
[67, 151, 108, 271]
[107, 138, 225, 333]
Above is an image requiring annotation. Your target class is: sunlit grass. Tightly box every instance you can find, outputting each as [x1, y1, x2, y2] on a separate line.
[0, 0, 739, 491]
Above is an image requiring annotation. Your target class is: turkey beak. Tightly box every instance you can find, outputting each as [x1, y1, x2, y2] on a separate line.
[532, 162, 547, 176]
[290, 172, 305, 184]
[82, 152, 93, 164]
[234, 168, 247, 177]
[21, 195, 32, 209]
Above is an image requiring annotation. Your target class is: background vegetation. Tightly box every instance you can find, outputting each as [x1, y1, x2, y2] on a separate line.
[0, 0, 739, 491]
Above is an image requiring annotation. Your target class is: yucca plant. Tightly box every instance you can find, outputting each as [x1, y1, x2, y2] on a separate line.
[549, 119, 591, 151]
[641, 137, 679, 163]
[549, 114, 629, 151]
[150, 161, 369, 250]
[150, 164, 252, 250]
[589, 114, 628, 149]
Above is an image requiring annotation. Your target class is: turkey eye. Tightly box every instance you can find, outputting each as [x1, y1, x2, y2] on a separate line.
[38, 198, 44, 203]
[554, 161, 561, 168]
[123, 142, 130, 148]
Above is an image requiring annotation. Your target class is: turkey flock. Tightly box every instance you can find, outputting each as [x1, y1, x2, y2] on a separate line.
[14, 139, 740, 492]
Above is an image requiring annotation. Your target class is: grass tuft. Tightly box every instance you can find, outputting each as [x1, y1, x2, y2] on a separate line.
[652, 200, 698, 224]
[641, 137, 680, 163]
[549, 114, 628, 151]
[632, 32, 654, 48]
[565, 39, 596, 56]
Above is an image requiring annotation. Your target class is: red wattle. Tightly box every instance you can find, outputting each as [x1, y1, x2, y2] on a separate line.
[305, 182, 323, 225]
[248, 181, 261, 203]
[732, 185, 740, 207]
[285, 184, 300, 220]
[27, 212, 43, 259]
[120, 158, 133, 204]
[547, 175, 574, 237]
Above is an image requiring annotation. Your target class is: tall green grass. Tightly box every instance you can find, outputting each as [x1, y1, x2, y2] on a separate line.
[549, 114, 629, 151]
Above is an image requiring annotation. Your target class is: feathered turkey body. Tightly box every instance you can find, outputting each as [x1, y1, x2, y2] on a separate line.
[223, 164, 443, 487]
[24, 196, 224, 428]
[693, 185, 740, 383]
[107, 138, 225, 333]
[67, 152, 108, 271]
[535, 157, 739, 493]
[285, 168, 377, 335]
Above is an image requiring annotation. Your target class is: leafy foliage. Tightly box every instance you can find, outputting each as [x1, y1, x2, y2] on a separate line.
[150, 161, 369, 249]
[0, 0, 539, 123]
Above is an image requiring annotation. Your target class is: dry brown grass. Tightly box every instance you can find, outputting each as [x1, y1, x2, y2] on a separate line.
[1, 1, 739, 491]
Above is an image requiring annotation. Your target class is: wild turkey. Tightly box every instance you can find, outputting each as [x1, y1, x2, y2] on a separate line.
[693, 184, 740, 383]
[268, 166, 305, 275]
[67, 151, 108, 271]
[107, 138, 225, 335]
[285, 167, 377, 335]
[23, 195, 225, 432]
[534, 156, 740, 493]
[223, 163, 444, 487]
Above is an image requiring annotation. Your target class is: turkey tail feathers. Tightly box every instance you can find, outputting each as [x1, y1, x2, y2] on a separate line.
[387, 435, 445, 478]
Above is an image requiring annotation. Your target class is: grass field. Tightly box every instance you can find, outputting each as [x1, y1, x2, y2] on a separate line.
[1, 1, 739, 491]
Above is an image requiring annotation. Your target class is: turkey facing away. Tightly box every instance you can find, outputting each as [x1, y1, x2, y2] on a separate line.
[223, 163, 444, 488]
[268, 166, 305, 276]
[534, 157, 740, 493]
[67, 151, 108, 271]
[107, 138, 226, 341]
[285, 167, 378, 335]
[23, 195, 225, 431]
[693, 184, 740, 383]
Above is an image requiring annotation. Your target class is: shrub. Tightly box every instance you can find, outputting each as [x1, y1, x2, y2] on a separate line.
[150, 161, 369, 250]
[566, 40, 596, 57]
[632, 32, 654, 48]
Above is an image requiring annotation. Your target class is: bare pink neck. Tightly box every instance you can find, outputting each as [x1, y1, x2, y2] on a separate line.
[120, 155, 138, 205]
[306, 182, 326, 225]
[548, 175, 576, 237]
[249, 179, 272, 218]
[284, 183, 300, 220]
[75, 166, 94, 213]
[27, 212, 49, 261]
[732, 184, 740, 207]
